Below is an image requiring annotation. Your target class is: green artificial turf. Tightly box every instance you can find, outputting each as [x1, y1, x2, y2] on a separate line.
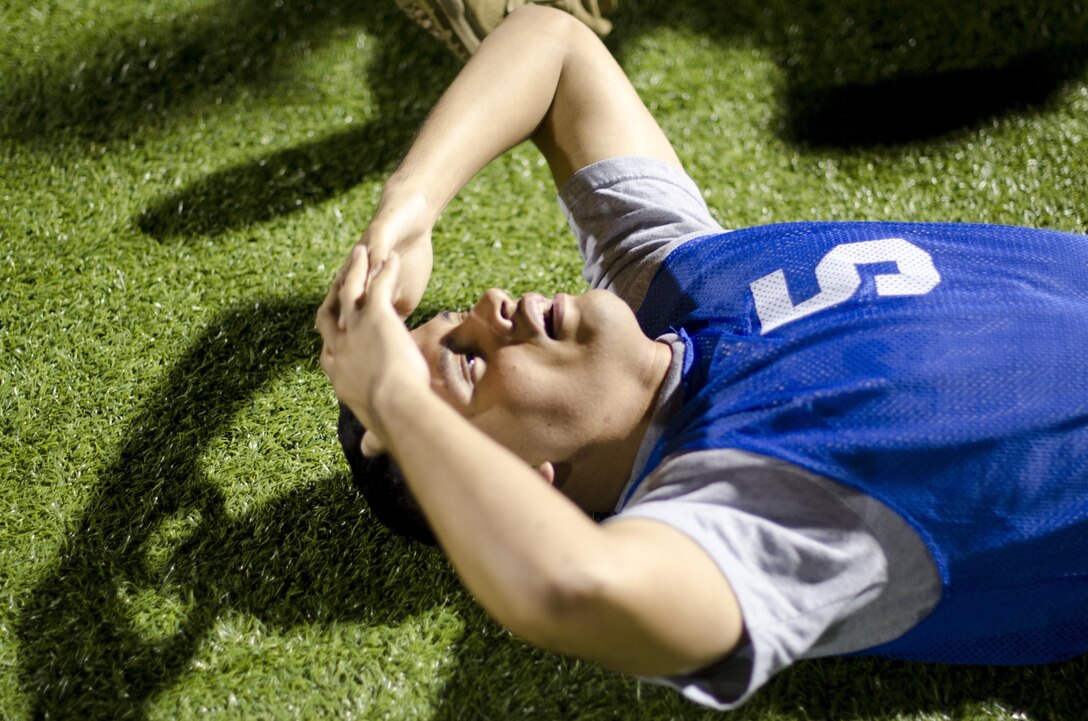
[2, 0, 1087, 719]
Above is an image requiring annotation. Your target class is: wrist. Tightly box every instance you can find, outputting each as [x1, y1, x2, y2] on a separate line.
[378, 175, 441, 225]
[363, 369, 436, 444]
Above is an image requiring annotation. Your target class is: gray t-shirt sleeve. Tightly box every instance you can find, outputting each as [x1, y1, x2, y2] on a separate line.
[557, 156, 726, 311]
[609, 451, 939, 711]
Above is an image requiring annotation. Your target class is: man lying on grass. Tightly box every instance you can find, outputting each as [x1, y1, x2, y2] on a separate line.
[315, 6, 1088, 710]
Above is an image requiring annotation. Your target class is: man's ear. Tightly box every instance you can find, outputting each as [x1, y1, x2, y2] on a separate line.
[536, 461, 556, 485]
[361, 430, 387, 458]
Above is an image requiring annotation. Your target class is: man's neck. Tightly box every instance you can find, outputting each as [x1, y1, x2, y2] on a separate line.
[562, 338, 674, 513]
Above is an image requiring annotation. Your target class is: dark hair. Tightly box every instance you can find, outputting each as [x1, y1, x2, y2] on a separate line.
[337, 403, 437, 545]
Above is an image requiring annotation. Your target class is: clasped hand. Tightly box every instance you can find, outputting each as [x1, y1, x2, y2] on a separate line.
[334, 189, 434, 323]
[316, 252, 430, 458]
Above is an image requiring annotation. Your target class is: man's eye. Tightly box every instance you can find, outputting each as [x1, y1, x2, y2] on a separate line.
[459, 349, 479, 386]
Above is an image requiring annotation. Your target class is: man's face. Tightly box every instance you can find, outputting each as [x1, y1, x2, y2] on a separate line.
[409, 288, 653, 469]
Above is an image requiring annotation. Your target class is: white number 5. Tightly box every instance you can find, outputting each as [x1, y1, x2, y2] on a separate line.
[750, 238, 941, 334]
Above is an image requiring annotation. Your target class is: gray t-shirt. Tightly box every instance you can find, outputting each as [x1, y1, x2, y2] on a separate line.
[558, 157, 941, 710]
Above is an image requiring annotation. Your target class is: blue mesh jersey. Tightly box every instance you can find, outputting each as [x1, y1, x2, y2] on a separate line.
[632, 221, 1088, 664]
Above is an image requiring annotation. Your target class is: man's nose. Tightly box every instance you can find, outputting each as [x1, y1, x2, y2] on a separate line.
[470, 288, 515, 338]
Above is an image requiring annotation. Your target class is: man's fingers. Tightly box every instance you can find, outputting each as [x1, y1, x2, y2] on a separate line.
[367, 251, 401, 306]
[338, 245, 371, 330]
[361, 430, 387, 458]
[315, 279, 341, 340]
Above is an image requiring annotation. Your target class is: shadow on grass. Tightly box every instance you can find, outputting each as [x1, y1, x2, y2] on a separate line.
[757, 655, 1088, 721]
[610, 0, 1088, 147]
[137, 0, 1088, 242]
[133, 0, 458, 241]
[10, 0, 1085, 148]
[1, 0, 455, 242]
[5, 0, 1086, 241]
[137, 121, 408, 240]
[14, 297, 458, 720]
[780, 45, 1088, 147]
[1, 0, 449, 144]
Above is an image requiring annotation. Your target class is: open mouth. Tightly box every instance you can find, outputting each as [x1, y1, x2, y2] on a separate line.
[518, 293, 559, 340]
[543, 301, 555, 339]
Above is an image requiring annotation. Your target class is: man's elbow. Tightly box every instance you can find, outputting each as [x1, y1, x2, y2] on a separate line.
[502, 559, 622, 656]
[494, 554, 743, 678]
[501, 4, 597, 59]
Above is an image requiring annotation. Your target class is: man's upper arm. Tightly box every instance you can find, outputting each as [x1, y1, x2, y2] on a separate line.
[530, 11, 682, 187]
[540, 516, 744, 677]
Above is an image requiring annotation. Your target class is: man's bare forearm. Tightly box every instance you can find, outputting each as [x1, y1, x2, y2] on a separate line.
[383, 7, 575, 219]
[337, 6, 680, 320]
[368, 377, 610, 642]
[333, 12, 573, 322]
[382, 5, 679, 220]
